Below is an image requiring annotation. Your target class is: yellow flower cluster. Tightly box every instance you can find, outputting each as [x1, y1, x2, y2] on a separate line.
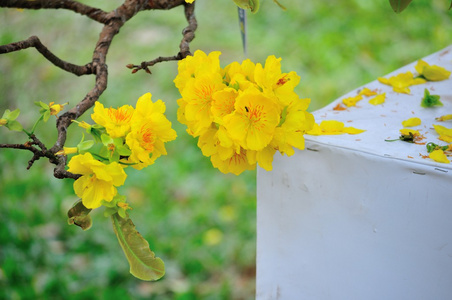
[91, 93, 177, 170]
[174, 50, 315, 175]
[67, 93, 177, 209]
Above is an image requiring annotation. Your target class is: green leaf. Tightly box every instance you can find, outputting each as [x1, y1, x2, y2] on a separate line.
[421, 88, 443, 107]
[104, 207, 118, 217]
[7, 109, 20, 121]
[5, 120, 23, 132]
[43, 110, 51, 122]
[101, 133, 114, 146]
[67, 199, 93, 231]
[77, 140, 95, 152]
[1, 109, 11, 119]
[111, 213, 165, 281]
[389, 0, 413, 13]
[114, 138, 131, 156]
[35, 101, 49, 110]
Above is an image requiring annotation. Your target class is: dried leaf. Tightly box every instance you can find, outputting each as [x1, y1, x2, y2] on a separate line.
[67, 199, 92, 230]
[111, 213, 165, 281]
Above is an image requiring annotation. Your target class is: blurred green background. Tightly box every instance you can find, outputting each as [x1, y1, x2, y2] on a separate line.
[0, 0, 451, 299]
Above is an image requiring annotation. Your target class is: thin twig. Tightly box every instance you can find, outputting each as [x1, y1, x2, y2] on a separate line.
[127, 2, 197, 74]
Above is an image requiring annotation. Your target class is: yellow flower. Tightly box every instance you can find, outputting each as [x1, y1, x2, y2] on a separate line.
[270, 98, 315, 156]
[185, 0, 195, 3]
[91, 102, 134, 138]
[307, 120, 365, 135]
[49, 102, 66, 116]
[210, 148, 255, 175]
[67, 153, 127, 209]
[402, 117, 421, 127]
[125, 93, 177, 169]
[415, 60, 451, 81]
[211, 88, 238, 124]
[197, 126, 237, 160]
[125, 121, 158, 169]
[180, 73, 227, 136]
[429, 149, 450, 164]
[224, 59, 256, 89]
[174, 50, 222, 92]
[368, 93, 386, 105]
[246, 145, 277, 171]
[223, 88, 280, 151]
[378, 71, 426, 94]
[0, 118, 6, 126]
[254, 55, 300, 107]
[342, 94, 363, 107]
[433, 124, 452, 143]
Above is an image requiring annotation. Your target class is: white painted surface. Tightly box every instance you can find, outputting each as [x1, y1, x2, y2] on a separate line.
[256, 46, 452, 300]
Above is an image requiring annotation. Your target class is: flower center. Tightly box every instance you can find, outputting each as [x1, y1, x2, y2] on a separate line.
[139, 124, 155, 151]
[109, 107, 133, 124]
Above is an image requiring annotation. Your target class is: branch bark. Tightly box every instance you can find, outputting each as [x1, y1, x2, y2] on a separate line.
[0, 0, 110, 24]
[127, 2, 197, 73]
[0, 36, 95, 76]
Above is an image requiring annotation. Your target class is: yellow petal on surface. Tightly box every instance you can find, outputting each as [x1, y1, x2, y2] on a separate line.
[402, 117, 421, 127]
[343, 127, 366, 134]
[378, 77, 390, 85]
[414, 60, 429, 74]
[368, 93, 386, 105]
[412, 77, 427, 85]
[435, 114, 452, 122]
[342, 94, 363, 107]
[416, 60, 451, 81]
[306, 120, 365, 135]
[320, 120, 345, 133]
[306, 123, 322, 135]
[433, 124, 452, 143]
[359, 87, 378, 97]
[429, 149, 450, 164]
[378, 71, 424, 94]
[422, 65, 451, 81]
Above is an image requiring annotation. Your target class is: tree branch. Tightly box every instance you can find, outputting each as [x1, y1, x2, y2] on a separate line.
[0, 134, 77, 178]
[0, 36, 95, 76]
[1, 0, 192, 181]
[127, 2, 197, 74]
[0, 0, 110, 24]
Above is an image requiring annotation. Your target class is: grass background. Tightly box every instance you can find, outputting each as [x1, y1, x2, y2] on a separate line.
[0, 0, 451, 299]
